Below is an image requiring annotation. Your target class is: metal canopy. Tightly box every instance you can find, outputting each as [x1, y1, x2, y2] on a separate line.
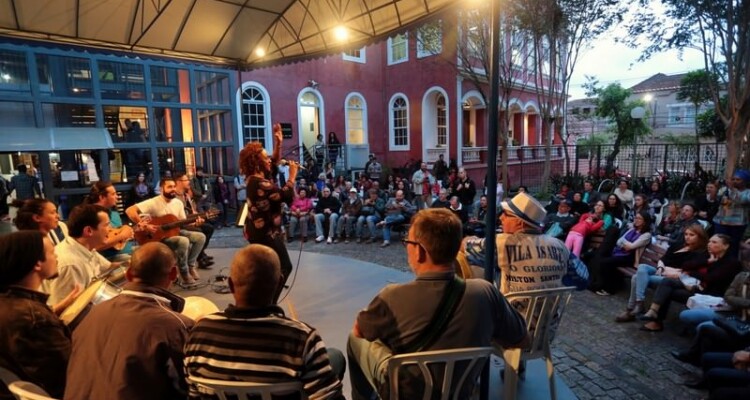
[1, 127, 114, 151]
[0, 0, 454, 67]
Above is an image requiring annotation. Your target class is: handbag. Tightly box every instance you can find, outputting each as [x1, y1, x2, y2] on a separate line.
[686, 294, 725, 310]
[714, 316, 750, 341]
[679, 273, 702, 291]
[545, 222, 563, 238]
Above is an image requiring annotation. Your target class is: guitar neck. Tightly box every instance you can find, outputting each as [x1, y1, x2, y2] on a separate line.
[161, 213, 205, 230]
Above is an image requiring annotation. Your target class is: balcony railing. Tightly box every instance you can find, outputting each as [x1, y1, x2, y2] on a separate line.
[461, 144, 564, 165]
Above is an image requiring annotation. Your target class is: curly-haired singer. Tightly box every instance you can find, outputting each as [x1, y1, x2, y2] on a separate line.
[239, 123, 299, 289]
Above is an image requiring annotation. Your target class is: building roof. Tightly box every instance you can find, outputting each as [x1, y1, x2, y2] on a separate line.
[0, 0, 455, 68]
[629, 72, 689, 94]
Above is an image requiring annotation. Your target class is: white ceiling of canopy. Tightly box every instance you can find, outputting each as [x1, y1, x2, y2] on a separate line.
[0, 0, 455, 66]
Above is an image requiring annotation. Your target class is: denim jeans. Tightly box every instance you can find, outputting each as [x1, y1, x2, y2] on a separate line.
[163, 229, 206, 274]
[357, 215, 379, 239]
[382, 214, 406, 242]
[315, 213, 339, 238]
[627, 264, 664, 308]
[337, 214, 358, 238]
[679, 309, 721, 327]
[347, 333, 392, 400]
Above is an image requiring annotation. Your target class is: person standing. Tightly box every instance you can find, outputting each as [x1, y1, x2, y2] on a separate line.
[239, 123, 298, 290]
[190, 167, 211, 213]
[233, 173, 247, 215]
[451, 168, 476, 215]
[713, 169, 750, 257]
[327, 131, 341, 167]
[412, 162, 436, 210]
[347, 208, 528, 400]
[0, 174, 9, 221]
[433, 154, 448, 185]
[366, 155, 382, 183]
[9, 164, 41, 201]
[212, 176, 231, 228]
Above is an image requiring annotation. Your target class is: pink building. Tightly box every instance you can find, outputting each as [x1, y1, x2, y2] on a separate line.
[235, 12, 564, 187]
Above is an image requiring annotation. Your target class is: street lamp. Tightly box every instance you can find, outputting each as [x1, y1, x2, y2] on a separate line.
[643, 94, 656, 129]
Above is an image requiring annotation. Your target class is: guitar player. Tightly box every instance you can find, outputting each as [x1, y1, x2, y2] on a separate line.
[125, 177, 206, 286]
[174, 172, 215, 270]
[87, 181, 134, 263]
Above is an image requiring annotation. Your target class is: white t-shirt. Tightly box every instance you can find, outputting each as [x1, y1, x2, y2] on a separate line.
[135, 195, 186, 220]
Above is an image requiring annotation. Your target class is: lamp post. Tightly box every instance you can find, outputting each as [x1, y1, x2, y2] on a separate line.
[631, 106, 646, 184]
[643, 94, 656, 129]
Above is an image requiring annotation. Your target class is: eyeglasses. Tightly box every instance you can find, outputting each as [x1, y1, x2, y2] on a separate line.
[401, 239, 422, 248]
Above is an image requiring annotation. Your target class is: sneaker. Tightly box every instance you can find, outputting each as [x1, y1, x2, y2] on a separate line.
[327, 237, 333, 244]
[345, 238, 350, 244]
[380, 241, 390, 248]
[333, 238, 340, 244]
[315, 235, 325, 243]
[595, 290, 611, 296]
[356, 238, 362, 243]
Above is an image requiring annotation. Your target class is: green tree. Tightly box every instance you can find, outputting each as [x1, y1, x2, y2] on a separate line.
[586, 82, 651, 173]
[625, 0, 750, 178]
[676, 69, 716, 140]
[697, 95, 728, 141]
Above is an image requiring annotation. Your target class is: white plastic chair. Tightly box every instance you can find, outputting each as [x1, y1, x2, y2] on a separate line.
[187, 376, 306, 400]
[386, 347, 492, 400]
[496, 286, 575, 400]
[7, 381, 57, 400]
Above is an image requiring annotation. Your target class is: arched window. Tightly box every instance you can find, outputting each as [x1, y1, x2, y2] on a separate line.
[346, 94, 367, 144]
[436, 94, 447, 146]
[389, 94, 409, 151]
[241, 86, 268, 147]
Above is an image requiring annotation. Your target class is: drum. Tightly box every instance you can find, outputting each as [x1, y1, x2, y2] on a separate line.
[59, 280, 122, 329]
[182, 296, 220, 321]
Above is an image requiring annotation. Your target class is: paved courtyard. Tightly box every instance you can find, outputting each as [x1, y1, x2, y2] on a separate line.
[207, 226, 702, 399]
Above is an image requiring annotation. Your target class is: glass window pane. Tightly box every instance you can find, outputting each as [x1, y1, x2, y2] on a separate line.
[51, 150, 108, 189]
[150, 66, 190, 103]
[42, 103, 96, 127]
[154, 107, 194, 143]
[0, 50, 30, 95]
[97, 60, 145, 100]
[195, 71, 230, 105]
[36, 54, 92, 97]
[200, 146, 236, 176]
[197, 109, 232, 142]
[0, 101, 35, 127]
[157, 147, 195, 176]
[115, 148, 153, 182]
[102, 106, 149, 142]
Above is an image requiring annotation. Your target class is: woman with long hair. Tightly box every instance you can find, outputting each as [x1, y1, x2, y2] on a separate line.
[128, 172, 153, 207]
[589, 211, 653, 296]
[239, 123, 298, 291]
[640, 234, 743, 332]
[615, 223, 709, 322]
[564, 200, 612, 257]
[604, 194, 625, 221]
[12, 198, 62, 244]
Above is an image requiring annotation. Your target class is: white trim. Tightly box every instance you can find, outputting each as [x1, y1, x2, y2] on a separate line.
[416, 20, 442, 58]
[421, 86, 450, 162]
[344, 92, 368, 145]
[342, 47, 366, 63]
[457, 76, 463, 166]
[387, 33, 409, 65]
[461, 90, 486, 109]
[507, 98, 524, 112]
[296, 88, 325, 162]
[388, 93, 410, 151]
[236, 81, 272, 153]
[524, 100, 540, 114]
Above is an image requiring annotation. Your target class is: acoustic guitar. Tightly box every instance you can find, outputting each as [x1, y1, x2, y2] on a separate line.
[134, 210, 220, 245]
[100, 226, 132, 251]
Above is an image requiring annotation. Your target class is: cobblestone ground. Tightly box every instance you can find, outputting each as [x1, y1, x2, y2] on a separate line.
[210, 226, 703, 399]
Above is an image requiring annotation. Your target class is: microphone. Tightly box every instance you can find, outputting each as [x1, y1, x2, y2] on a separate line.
[280, 159, 306, 170]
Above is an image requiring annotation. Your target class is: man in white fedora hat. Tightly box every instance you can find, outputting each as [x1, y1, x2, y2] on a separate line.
[463, 192, 571, 295]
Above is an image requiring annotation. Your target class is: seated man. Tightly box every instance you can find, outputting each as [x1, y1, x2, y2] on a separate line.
[348, 208, 528, 400]
[185, 244, 345, 399]
[377, 190, 416, 247]
[448, 195, 469, 225]
[337, 187, 362, 243]
[88, 181, 135, 262]
[174, 172, 214, 269]
[125, 177, 206, 285]
[0, 231, 71, 399]
[65, 242, 194, 400]
[43, 204, 113, 305]
[543, 199, 577, 240]
[466, 195, 490, 238]
[314, 187, 341, 244]
[357, 189, 386, 243]
[431, 188, 450, 209]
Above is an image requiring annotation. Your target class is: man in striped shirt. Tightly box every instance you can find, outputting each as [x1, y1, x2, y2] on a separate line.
[184, 244, 345, 399]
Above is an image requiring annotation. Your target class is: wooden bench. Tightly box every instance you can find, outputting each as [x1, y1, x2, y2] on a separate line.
[616, 241, 668, 277]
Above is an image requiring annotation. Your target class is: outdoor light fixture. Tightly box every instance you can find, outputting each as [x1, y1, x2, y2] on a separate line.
[334, 25, 349, 42]
[1, 73, 9, 81]
[254, 47, 266, 57]
[308, 80, 319, 89]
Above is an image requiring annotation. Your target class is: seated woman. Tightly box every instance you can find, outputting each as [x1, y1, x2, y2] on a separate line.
[671, 270, 750, 366]
[588, 211, 653, 296]
[657, 200, 681, 237]
[646, 180, 667, 215]
[564, 200, 612, 257]
[604, 194, 625, 222]
[569, 192, 590, 217]
[615, 223, 709, 322]
[640, 234, 743, 332]
[614, 179, 634, 211]
[625, 194, 653, 226]
[12, 198, 64, 244]
[288, 188, 314, 242]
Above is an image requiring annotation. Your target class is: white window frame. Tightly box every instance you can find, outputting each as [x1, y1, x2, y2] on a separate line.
[667, 102, 695, 127]
[387, 33, 409, 65]
[389, 93, 410, 151]
[236, 81, 272, 151]
[436, 94, 447, 146]
[417, 20, 442, 58]
[343, 47, 366, 63]
[345, 92, 368, 145]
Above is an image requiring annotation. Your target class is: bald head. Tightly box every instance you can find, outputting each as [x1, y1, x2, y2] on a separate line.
[127, 242, 177, 287]
[229, 244, 282, 306]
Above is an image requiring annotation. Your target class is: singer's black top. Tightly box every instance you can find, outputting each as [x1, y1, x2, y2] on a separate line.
[243, 175, 295, 242]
